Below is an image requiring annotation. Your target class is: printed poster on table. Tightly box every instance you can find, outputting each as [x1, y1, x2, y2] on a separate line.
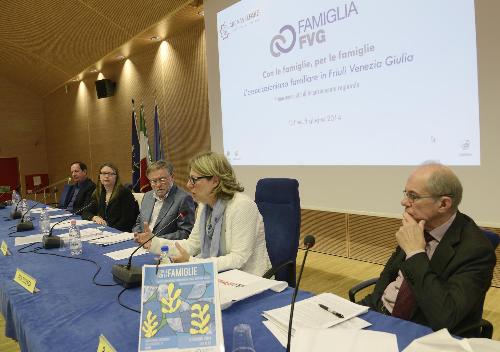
[139, 260, 223, 352]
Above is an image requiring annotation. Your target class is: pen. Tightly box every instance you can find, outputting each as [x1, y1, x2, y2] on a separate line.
[318, 303, 344, 318]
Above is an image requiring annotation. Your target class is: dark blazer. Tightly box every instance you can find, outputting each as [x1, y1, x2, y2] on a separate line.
[82, 186, 139, 232]
[59, 178, 96, 213]
[132, 184, 195, 239]
[360, 212, 496, 337]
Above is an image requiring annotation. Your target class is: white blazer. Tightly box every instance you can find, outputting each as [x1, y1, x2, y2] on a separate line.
[150, 192, 272, 276]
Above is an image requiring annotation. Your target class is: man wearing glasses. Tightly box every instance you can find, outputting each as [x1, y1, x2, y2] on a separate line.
[132, 160, 195, 240]
[359, 163, 496, 337]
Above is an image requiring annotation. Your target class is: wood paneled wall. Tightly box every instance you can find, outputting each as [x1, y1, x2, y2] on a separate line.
[300, 209, 500, 288]
[0, 76, 48, 193]
[43, 20, 209, 193]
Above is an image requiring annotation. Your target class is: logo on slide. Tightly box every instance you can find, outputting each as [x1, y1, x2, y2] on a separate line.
[270, 25, 297, 57]
[219, 23, 230, 40]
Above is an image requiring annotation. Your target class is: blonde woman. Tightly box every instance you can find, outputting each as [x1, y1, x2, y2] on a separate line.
[136, 152, 271, 276]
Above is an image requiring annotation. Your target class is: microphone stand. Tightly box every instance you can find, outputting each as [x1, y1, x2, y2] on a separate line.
[112, 212, 186, 288]
[42, 200, 95, 249]
[286, 234, 316, 352]
[16, 200, 43, 232]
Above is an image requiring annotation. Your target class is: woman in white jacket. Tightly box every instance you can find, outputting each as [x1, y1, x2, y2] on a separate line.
[136, 151, 271, 276]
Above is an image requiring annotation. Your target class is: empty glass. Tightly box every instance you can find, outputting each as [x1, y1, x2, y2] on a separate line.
[232, 324, 255, 352]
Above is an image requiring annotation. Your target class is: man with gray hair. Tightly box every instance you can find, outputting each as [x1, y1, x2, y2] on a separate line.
[133, 160, 195, 240]
[359, 163, 496, 337]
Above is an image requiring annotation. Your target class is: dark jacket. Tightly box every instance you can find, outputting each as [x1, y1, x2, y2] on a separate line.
[82, 186, 139, 232]
[360, 212, 496, 337]
[60, 178, 96, 214]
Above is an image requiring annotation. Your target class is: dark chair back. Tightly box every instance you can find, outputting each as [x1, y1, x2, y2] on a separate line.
[58, 184, 72, 208]
[483, 229, 499, 249]
[255, 178, 300, 287]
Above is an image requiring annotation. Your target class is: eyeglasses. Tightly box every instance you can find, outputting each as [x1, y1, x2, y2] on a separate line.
[99, 172, 116, 177]
[403, 190, 453, 203]
[188, 175, 212, 185]
[149, 177, 169, 185]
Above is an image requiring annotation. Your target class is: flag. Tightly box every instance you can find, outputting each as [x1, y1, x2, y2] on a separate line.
[131, 100, 140, 192]
[153, 101, 165, 161]
[139, 103, 153, 192]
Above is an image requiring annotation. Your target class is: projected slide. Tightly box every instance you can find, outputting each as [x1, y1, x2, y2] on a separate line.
[216, 0, 479, 165]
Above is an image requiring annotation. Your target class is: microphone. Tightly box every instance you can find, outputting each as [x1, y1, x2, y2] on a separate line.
[16, 200, 43, 232]
[286, 234, 316, 352]
[42, 200, 95, 249]
[10, 199, 22, 219]
[112, 211, 187, 288]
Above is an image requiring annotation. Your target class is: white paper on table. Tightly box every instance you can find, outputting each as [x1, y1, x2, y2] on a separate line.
[89, 232, 134, 246]
[262, 292, 369, 331]
[402, 329, 473, 352]
[263, 317, 371, 348]
[14, 234, 44, 246]
[468, 338, 500, 352]
[49, 214, 70, 219]
[218, 269, 287, 309]
[292, 328, 397, 352]
[31, 207, 60, 214]
[104, 246, 148, 260]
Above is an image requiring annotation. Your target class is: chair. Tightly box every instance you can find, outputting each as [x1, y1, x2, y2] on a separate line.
[348, 229, 499, 338]
[255, 178, 301, 287]
[58, 184, 73, 207]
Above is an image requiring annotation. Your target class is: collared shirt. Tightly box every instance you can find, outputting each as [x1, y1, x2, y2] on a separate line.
[381, 212, 457, 313]
[66, 182, 82, 212]
[149, 190, 170, 229]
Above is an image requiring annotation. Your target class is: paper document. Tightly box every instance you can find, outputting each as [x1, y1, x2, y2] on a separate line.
[218, 269, 287, 309]
[31, 207, 60, 214]
[49, 214, 71, 219]
[14, 234, 44, 246]
[89, 232, 134, 246]
[263, 292, 369, 331]
[104, 246, 148, 260]
[292, 328, 397, 352]
[263, 317, 371, 347]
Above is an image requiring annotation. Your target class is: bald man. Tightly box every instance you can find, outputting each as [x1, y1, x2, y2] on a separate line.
[359, 163, 496, 337]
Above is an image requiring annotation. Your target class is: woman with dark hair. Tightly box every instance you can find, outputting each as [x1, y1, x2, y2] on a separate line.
[82, 163, 139, 232]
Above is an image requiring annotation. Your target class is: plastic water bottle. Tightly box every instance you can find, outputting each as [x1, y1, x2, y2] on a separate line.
[20, 199, 31, 221]
[69, 220, 82, 256]
[160, 245, 171, 264]
[40, 208, 50, 235]
[11, 190, 20, 206]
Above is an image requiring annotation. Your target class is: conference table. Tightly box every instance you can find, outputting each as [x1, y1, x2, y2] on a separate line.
[0, 204, 432, 352]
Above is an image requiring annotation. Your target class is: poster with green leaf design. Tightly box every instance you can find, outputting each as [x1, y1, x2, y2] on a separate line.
[139, 260, 223, 351]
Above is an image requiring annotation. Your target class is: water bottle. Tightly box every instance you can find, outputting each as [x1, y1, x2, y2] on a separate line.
[40, 208, 50, 235]
[232, 324, 255, 352]
[20, 199, 31, 221]
[11, 190, 20, 206]
[160, 245, 171, 264]
[69, 220, 82, 256]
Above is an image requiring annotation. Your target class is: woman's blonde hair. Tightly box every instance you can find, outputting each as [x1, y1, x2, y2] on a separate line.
[189, 152, 244, 200]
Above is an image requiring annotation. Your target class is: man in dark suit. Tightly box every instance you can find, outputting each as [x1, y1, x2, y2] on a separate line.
[132, 160, 195, 239]
[60, 161, 96, 213]
[360, 163, 496, 337]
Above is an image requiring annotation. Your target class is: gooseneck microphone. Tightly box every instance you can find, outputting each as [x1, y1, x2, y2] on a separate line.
[42, 200, 95, 249]
[286, 234, 316, 352]
[112, 211, 187, 288]
[16, 201, 43, 232]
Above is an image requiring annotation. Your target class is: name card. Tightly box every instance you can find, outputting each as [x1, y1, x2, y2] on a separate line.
[13, 268, 37, 293]
[1, 240, 10, 256]
[97, 334, 117, 352]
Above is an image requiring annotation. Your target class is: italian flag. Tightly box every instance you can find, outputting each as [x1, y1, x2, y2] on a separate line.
[139, 103, 152, 192]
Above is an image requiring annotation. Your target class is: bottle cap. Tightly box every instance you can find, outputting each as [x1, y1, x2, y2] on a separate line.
[71, 219, 77, 225]
[160, 245, 169, 252]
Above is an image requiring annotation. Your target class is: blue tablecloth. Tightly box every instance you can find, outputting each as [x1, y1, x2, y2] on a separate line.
[0, 205, 432, 351]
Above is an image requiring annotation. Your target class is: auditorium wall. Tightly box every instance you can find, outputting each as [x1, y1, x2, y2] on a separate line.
[0, 76, 49, 192]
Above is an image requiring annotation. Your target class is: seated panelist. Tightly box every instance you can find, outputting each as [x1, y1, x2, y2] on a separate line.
[359, 163, 496, 337]
[59, 161, 96, 213]
[132, 160, 195, 240]
[82, 163, 139, 232]
[135, 152, 272, 276]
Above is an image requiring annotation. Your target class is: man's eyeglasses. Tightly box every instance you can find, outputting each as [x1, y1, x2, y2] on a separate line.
[149, 177, 169, 185]
[99, 172, 116, 177]
[403, 190, 453, 203]
[188, 175, 212, 185]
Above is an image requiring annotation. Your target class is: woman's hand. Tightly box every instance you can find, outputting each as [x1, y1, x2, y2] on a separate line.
[171, 242, 190, 263]
[92, 216, 107, 226]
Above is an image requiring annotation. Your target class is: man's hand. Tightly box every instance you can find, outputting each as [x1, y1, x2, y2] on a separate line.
[396, 212, 426, 254]
[171, 242, 190, 263]
[134, 222, 153, 250]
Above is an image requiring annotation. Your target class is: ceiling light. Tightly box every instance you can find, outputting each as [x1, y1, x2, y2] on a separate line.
[90, 69, 98, 73]
[150, 36, 161, 41]
[198, 10, 204, 16]
[116, 54, 126, 60]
